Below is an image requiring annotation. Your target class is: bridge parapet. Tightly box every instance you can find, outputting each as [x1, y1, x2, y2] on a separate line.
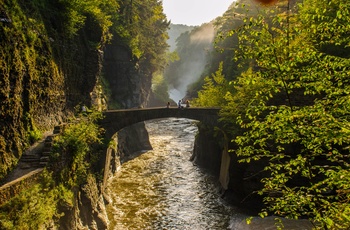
[100, 107, 220, 139]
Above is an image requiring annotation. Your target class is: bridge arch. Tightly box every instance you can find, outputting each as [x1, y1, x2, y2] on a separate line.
[99, 107, 223, 190]
[100, 107, 220, 140]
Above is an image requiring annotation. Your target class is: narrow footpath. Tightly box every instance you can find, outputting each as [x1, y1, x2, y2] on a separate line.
[0, 126, 61, 205]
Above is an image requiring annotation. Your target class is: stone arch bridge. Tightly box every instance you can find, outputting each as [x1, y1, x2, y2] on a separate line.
[100, 107, 221, 139]
[99, 107, 230, 191]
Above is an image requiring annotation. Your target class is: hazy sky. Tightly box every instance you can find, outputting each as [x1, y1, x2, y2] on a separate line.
[162, 0, 235, 26]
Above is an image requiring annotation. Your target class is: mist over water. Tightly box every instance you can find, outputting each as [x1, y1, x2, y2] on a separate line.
[167, 24, 215, 101]
[190, 25, 215, 43]
[168, 88, 183, 102]
[168, 60, 207, 101]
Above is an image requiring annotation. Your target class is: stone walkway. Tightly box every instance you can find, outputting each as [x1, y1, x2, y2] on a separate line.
[0, 130, 58, 204]
[0, 124, 65, 205]
[0, 132, 52, 185]
[0, 125, 65, 206]
[1, 124, 65, 186]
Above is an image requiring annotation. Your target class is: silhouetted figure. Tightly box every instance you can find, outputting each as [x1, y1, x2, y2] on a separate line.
[81, 105, 87, 116]
[186, 100, 190, 108]
[166, 102, 170, 108]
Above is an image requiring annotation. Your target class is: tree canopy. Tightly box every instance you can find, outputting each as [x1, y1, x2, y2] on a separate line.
[194, 0, 350, 228]
[113, 0, 169, 72]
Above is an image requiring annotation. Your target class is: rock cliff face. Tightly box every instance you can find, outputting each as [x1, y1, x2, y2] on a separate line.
[191, 124, 265, 212]
[0, 1, 106, 180]
[101, 36, 155, 182]
[103, 42, 152, 109]
[56, 37, 154, 230]
[104, 122, 153, 182]
[0, 1, 162, 228]
[58, 178, 109, 230]
[191, 124, 222, 174]
[51, 42, 153, 230]
[116, 123, 153, 161]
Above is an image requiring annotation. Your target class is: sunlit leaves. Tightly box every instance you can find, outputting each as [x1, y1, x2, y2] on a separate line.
[58, 0, 117, 39]
[299, 0, 350, 53]
[114, 0, 169, 72]
[192, 62, 232, 107]
[0, 170, 70, 229]
[51, 112, 103, 188]
[218, 0, 350, 228]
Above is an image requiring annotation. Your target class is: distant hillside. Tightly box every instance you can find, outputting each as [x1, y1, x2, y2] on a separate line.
[167, 24, 195, 51]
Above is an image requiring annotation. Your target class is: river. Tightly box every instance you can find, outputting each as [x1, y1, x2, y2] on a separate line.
[106, 118, 249, 229]
[105, 118, 313, 230]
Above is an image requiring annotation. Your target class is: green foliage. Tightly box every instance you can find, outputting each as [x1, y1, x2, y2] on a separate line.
[192, 62, 232, 107]
[57, 0, 117, 40]
[58, 0, 86, 36]
[299, 0, 350, 58]
[213, 0, 350, 228]
[166, 50, 180, 63]
[23, 113, 42, 144]
[151, 72, 171, 104]
[219, 67, 273, 135]
[0, 111, 104, 229]
[0, 169, 68, 230]
[0, 112, 104, 228]
[51, 111, 104, 188]
[27, 128, 42, 145]
[113, 0, 169, 72]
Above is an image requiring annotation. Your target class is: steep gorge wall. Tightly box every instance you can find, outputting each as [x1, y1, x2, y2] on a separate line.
[103, 43, 152, 109]
[104, 122, 153, 184]
[0, 1, 164, 228]
[0, 1, 105, 180]
[191, 124, 222, 174]
[191, 124, 265, 211]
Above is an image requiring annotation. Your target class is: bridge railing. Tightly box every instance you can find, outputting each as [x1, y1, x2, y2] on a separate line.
[100, 107, 221, 139]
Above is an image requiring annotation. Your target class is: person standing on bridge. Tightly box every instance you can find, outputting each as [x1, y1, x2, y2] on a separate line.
[178, 100, 182, 108]
[186, 100, 190, 108]
[166, 102, 170, 108]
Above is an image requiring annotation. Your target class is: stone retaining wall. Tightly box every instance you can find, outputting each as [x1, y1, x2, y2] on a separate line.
[0, 168, 43, 205]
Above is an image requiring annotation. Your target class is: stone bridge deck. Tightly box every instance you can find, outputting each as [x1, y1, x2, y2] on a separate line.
[100, 107, 221, 139]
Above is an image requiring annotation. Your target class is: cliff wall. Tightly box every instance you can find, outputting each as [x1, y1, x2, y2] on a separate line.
[191, 124, 265, 212]
[103, 43, 152, 109]
[0, 0, 155, 179]
[0, 0, 170, 228]
[191, 124, 222, 174]
[0, 0, 105, 180]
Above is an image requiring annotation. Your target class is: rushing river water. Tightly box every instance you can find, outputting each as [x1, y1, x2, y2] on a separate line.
[106, 118, 249, 229]
[106, 118, 315, 230]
